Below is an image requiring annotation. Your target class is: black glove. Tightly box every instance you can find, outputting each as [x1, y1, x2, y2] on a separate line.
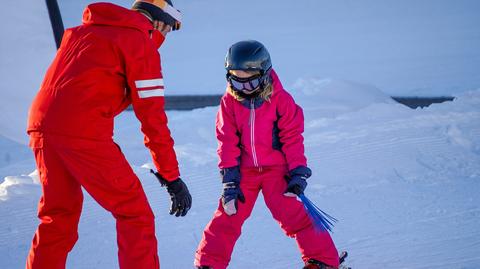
[284, 166, 312, 196]
[150, 170, 192, 217]
[221, 166, 245, 216]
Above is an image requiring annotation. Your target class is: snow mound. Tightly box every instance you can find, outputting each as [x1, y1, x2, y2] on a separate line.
[0, 170, 39, 201]
[429, 88, 480, 112]
[291, 78, 394, 117]
[426, 89, 480, 154]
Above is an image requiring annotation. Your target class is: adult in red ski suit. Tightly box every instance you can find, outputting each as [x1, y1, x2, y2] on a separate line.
[194, 41, 339, 269]
[25, 1, 190, 269]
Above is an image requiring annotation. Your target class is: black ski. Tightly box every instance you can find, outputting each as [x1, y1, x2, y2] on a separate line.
[339, 251, 351, 269]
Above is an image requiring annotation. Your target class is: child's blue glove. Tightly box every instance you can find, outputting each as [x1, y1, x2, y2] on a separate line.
[284, 166, 312, 197]
[221, 166, 245, 216]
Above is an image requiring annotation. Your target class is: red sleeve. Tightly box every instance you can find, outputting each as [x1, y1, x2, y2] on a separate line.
[216, 94, 241, 169]
[125, 34, 179, 181]
[277, 91, 307, 171]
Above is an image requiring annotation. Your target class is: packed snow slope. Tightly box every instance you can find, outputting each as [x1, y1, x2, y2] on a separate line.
[1, 0, 480, 143]
[1, 79, 479, 269]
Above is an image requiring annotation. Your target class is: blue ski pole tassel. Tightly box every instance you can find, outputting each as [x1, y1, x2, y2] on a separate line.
[298, 194, 337, 232]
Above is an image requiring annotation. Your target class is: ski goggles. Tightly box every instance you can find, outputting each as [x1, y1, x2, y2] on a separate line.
[133, 0, 182, 31]
[227, 73, 264, 92]
[156, 3, 182, 31]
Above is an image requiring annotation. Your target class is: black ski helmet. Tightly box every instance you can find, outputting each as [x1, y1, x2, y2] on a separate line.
[225, 40, 272, 74]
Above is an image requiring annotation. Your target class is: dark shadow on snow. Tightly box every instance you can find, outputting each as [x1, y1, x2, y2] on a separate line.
[127, 95, 455, 111]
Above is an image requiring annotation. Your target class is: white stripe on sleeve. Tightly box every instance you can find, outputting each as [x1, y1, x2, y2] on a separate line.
[135, 78, 164, 88]
[138, 89, 165, 98]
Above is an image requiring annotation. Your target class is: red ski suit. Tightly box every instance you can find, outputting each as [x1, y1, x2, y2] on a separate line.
[26, 3, 178, 269]
[195, 70, 339, 268]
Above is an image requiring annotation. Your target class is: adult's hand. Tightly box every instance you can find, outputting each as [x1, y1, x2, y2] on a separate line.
[151, 170, 192, 217]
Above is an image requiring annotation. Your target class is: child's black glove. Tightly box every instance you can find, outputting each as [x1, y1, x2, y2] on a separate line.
[221, 166, 245, 216]
[284, 166, 312, 197]
[150, 169, 192, 217]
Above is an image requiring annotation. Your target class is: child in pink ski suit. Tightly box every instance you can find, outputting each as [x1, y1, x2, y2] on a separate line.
[194, 40, 340, 269]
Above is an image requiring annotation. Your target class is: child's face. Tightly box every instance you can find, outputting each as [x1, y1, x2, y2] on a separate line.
[229, 70, 261, 95]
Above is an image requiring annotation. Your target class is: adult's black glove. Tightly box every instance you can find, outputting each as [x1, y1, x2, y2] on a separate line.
[150, 169, 192, 217]
[221, 166, 245, 216]
[284, 166, 312, 196]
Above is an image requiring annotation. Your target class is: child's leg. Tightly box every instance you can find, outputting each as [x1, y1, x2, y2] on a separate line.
[195, 170, 261, 269]
[261, 167, 340, 268]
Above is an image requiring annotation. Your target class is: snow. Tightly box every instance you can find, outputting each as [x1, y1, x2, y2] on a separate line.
[290, 78, 395, 118]
[0, 1, 56, 144]
[1, 81, 480, 268]
[1, 1, 480, 268]
[2, 0, 480, 144]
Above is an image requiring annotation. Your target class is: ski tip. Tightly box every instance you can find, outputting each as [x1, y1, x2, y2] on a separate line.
[339, 251, 351, 269]
[339, 251, 348, 264]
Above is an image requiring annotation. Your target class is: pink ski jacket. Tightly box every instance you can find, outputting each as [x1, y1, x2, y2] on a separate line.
[216, 69, 307, 171]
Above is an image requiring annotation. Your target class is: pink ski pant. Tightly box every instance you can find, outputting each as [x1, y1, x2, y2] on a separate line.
[195, 166, 339, 269]
[25, 133, 159, 269]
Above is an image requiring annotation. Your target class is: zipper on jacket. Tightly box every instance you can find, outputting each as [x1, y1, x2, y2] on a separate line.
[249, 99, 260, 169]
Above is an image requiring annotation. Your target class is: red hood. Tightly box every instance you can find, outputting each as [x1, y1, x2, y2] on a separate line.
[82, 2, 153, 33]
